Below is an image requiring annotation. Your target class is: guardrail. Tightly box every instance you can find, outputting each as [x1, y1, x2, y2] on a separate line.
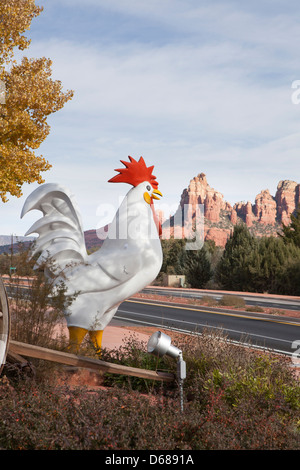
[141, 286, 300, 311]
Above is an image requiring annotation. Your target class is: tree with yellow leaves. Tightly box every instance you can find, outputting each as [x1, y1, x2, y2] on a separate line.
[0, 0, 73, 202]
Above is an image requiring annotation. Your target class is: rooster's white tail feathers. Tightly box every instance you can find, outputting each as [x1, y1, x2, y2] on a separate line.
[21, 183, 87, 271]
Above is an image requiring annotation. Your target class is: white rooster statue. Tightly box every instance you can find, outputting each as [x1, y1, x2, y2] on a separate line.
[21, 156, 163, 351]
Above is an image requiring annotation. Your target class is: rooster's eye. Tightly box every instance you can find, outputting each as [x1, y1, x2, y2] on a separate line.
[146, 185, 151, 191]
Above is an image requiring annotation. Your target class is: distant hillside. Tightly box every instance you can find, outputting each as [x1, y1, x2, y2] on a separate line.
[0, 235, 35, 246]
[0, 240, 35, 255]
[84, 229, 104, 251]
[0, 230, 103, 255]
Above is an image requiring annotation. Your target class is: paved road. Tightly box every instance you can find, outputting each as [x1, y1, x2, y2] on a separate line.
[4, 278, 300, 359]
[114, 299, 300, 358]
[141, 287, 300, 311]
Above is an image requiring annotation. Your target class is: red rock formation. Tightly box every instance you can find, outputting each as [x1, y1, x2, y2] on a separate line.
[205, 227, 231, 247]
[275, 180, 299, 225]
[233, 201, 254, 227]
[161, 174, 299, 248]
[204, 192, 222, 223]
[254, 190, 277, 225]
[245, 202, 254, 227]
[230, 209, 237, 225]
[179, 173, 226, 223]
[179, 173, 207, 206]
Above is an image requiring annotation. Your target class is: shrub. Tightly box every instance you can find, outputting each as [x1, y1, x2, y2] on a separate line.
[1, 329, 299, 450]
[200, 295, 218, 306]
[99, 333, 176, 393]
[218, 294, 246, 308]
[6, 248, 77, 379]
[246, 306, 264, 313]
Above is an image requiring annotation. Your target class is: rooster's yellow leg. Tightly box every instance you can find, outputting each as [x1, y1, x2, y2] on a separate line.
[89, 330, 104, 351]
[68, 326, 88, 352]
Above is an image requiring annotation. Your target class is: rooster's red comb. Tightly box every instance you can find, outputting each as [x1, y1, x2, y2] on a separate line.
[108, 156, 158, 189]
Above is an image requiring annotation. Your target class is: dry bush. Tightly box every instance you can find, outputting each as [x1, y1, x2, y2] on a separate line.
[7, 247, 76, 350]
[218, 294, 246, 308]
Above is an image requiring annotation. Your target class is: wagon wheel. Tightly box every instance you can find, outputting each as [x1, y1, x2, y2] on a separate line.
[0, 276, 10, 375]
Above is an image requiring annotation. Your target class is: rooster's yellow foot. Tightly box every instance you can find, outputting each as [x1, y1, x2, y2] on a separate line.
[89, 330, 104, 351]
[67, 326, 104, 352]
[67, 326, 88, 352]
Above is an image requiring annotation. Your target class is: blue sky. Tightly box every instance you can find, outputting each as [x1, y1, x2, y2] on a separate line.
[1, 0, 300, 235]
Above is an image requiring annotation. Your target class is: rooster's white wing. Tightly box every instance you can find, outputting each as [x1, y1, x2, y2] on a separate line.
[65, 237, 143, 294]
[89, 235, 143, 283]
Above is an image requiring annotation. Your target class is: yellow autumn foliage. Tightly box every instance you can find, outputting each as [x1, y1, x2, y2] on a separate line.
[0, 0, 73, 202]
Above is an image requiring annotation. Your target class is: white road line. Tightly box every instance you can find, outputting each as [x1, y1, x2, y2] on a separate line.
[116, 308, 294, 345]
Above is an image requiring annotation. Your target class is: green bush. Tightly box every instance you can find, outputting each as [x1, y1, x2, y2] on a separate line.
[99, 333, 176, 393]
[216, 224, 300, 295]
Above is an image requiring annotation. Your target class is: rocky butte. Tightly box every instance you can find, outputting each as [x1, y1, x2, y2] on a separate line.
[161, 173, 300, 247]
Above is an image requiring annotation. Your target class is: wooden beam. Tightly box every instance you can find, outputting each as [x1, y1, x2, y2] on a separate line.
[8, 340, 174, 382]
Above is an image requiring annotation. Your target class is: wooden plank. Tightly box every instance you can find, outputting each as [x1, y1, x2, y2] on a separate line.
[8, 340, 174, 382]
[7, 350, 29, 365]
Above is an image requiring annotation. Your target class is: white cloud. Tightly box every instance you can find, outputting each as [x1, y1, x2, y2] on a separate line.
[26, 37, 295, 138]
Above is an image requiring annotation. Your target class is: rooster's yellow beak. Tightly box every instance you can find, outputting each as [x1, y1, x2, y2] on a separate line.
[152, 189, 163, 200]
[144, 189, 163, 204]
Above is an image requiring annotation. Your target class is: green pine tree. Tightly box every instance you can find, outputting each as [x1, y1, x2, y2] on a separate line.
[180, 243, 213, 289]
[160, 239, 186, 274]
[279, 206, 300, 248]
[215, 224, 258, 292]
[252, 236, 300, 293]
[279, 259, 300, 295]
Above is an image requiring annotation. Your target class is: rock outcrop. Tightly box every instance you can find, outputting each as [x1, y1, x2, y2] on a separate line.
[178, 173, 227, 223]
[234, 201, 255, 227]
[253, 190, 277, 225]
[275, 180, 300, 226]
[162, 173, 299, 248]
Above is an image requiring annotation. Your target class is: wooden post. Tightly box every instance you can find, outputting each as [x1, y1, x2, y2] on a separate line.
[9, 340, 174, 382]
